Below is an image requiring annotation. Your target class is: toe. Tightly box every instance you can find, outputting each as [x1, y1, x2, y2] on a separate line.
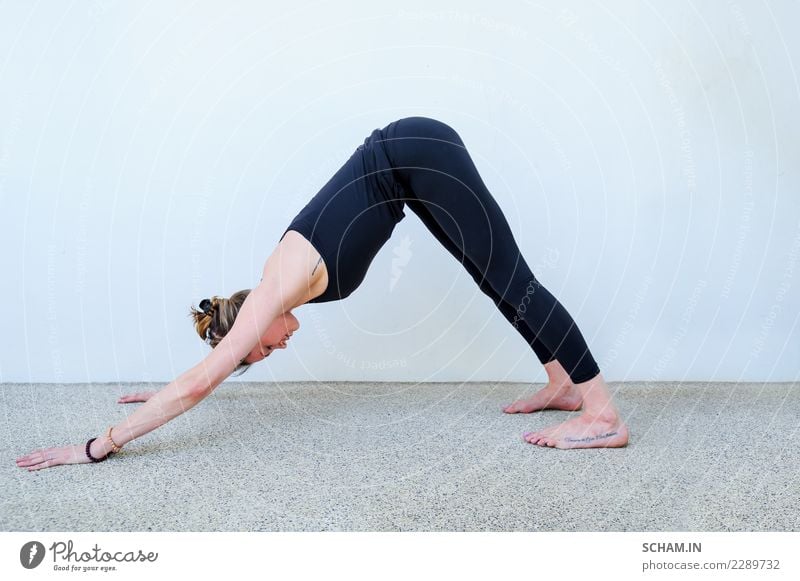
[526, 433, 543, 445]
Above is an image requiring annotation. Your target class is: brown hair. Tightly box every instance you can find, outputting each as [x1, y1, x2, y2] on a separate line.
[189, 289, 252, 376]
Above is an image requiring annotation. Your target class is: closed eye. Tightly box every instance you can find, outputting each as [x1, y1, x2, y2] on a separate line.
[240, 345, 274, 366]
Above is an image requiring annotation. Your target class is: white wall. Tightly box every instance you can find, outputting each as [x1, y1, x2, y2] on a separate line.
[1, 0, 798, 384]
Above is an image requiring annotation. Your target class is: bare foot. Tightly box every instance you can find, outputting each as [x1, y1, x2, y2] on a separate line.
[117, 391, 157, 404]
[503, 382, 583, 413]
[523, 412, 629, 449]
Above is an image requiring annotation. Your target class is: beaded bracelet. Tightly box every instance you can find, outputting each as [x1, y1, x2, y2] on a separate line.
[85, 427, 124, 463]
[85, 437, 107, 463]
[106, 426, 123, 454]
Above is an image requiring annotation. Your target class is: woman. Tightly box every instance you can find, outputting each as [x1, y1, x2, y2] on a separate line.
[16, 116, 628, 471]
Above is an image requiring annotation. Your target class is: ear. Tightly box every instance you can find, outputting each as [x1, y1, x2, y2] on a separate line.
[199, 284, 280, 386]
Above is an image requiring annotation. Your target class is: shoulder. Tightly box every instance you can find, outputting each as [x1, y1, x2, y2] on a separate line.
[262, 230, 328, 305]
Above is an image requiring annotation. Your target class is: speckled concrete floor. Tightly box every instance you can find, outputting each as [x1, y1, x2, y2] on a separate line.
[2, 381, 798, 531]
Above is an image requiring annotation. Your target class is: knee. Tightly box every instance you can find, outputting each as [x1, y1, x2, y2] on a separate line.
[501, 275, 545, 311]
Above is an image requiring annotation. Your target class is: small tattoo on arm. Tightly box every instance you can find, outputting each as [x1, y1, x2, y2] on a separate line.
[311, 257, 322, 276]
[563, 431, 618, 443]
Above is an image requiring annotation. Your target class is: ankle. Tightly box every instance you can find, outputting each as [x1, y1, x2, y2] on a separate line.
[546, 373, 574, 387]
[542, 360, 571, 387]
[581, 408, 620, 423]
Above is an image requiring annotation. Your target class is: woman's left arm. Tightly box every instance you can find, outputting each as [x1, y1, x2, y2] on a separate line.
[15, 361, 223, 471]
[16, 274, 303, 471]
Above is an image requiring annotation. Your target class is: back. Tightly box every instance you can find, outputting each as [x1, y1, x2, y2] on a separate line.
[280, 125, 406, 303]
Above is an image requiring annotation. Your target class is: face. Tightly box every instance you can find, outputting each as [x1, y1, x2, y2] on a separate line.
[242, 311, 300, 365]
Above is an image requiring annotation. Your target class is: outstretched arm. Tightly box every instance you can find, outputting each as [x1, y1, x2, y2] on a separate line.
[16, 257, 309, 470]
[15, 356, 230, 471]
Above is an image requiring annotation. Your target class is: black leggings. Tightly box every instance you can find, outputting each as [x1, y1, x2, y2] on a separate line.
[381, 117, 600, 384]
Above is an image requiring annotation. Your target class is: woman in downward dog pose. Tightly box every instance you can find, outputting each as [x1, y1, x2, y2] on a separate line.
[16, 116, 627, 472]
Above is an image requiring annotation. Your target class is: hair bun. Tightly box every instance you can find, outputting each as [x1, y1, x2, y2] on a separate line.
[199, 298, 215, 317]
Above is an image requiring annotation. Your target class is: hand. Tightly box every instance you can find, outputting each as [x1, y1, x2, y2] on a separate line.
[16, 444, 93, 471]
[117, 391, 157, 404]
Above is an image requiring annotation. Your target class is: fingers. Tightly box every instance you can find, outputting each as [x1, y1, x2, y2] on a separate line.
[25, 458, 57, 471]
[16, 449, 58, 470]
[117, 391, 153, 403]
[16, 450, 41, 466]
[16, 445, 88, 470]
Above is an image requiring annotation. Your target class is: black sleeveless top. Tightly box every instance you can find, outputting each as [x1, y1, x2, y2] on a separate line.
[279, 124, 406, 303]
